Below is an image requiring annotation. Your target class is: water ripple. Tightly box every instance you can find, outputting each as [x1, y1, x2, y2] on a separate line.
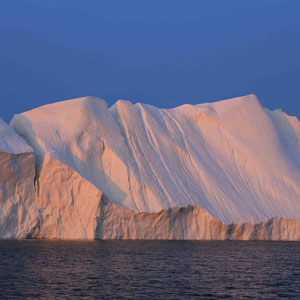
[0, 241, 299, 299]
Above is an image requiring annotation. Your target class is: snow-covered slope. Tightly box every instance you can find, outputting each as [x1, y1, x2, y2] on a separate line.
[10, 97, 136, 212]
[10, 95, 300, 225]
[113, 94, 300, 223]
[267, 108, 300, 170]
[0, 118, 33, 154]
[0, 119, 38, 238]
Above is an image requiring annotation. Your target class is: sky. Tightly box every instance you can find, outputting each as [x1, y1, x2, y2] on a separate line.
[0, 0, 300, 123]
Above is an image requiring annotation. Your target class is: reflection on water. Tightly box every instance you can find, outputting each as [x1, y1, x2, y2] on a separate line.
[0, 241, 300, 299]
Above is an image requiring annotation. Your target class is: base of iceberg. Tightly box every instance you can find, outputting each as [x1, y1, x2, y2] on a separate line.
[26, 198, 300, 241]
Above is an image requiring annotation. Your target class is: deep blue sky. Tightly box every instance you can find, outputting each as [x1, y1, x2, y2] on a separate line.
[1, 0, 300, 122]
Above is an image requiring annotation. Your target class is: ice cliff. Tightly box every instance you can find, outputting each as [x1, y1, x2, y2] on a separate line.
[0, 94, 299, 240]
[95, 200, 300, 241]
[0, 119, 37, 238]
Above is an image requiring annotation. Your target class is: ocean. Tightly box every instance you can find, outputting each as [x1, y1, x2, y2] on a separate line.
[0, 240, 299, 299]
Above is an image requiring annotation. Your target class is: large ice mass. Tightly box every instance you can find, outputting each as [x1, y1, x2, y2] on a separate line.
[0, 119, 38, 238]
[0, 94, 299, 239]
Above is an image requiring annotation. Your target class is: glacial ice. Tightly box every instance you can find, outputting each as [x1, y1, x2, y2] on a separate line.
[96, 200, 300, 241]
[0, 118, 38, 238]
[10, 95, 300, 224]
[0, 94, 299, 239]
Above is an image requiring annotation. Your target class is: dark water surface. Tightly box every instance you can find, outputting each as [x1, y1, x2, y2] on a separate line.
[0, 241, 299, 299]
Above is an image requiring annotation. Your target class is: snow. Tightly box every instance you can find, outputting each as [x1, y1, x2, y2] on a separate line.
[10, 94, 300, 225]
[111, 94, 300, 223]
[0, 118, 33, 154]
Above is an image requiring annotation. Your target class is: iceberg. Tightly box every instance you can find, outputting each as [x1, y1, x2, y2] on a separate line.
[0, 94, 298, 240]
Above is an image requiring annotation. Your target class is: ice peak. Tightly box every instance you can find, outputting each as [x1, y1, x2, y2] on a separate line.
[0, 118, 33, 154]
